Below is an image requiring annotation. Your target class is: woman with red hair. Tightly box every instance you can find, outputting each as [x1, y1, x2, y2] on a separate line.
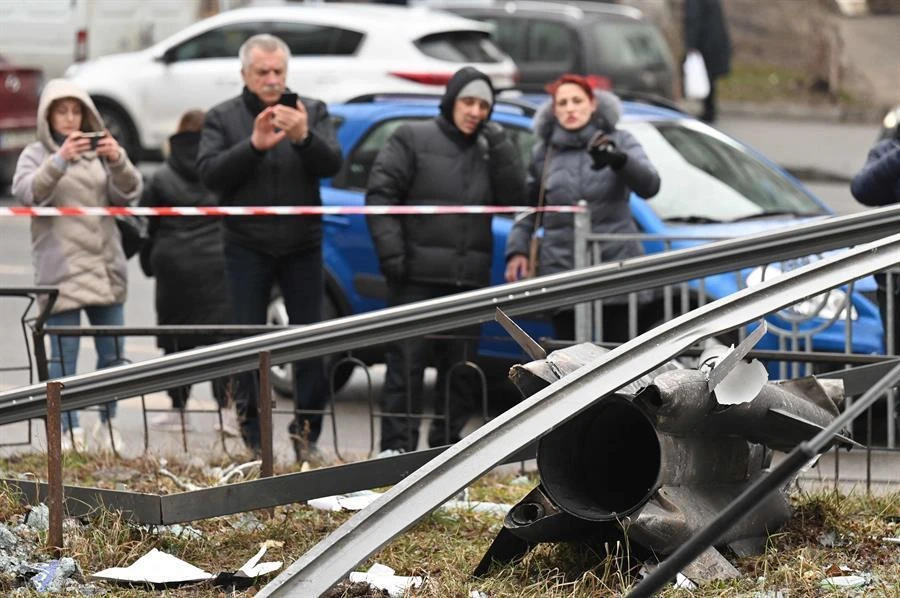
[504, 74, 660, 342]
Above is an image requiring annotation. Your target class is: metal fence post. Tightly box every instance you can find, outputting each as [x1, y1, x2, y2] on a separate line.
[259, 351, 274, 479]
[573, 200, 591, 342]
[45, 381, 64, 557]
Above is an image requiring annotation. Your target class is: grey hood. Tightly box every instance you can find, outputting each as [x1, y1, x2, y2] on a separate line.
[36, 78, 105, 152]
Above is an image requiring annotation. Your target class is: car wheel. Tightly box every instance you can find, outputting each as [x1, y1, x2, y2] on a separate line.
[266, 289, 355, 397]
[95, 100, 141, 163]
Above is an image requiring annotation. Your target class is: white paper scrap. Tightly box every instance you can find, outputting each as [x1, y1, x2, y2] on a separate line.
[349, 563, 423, 598]
[91, 548, 213, 584]
[308, 490, 382, 512]
[820, 575, 869, 588]
[236, 540, 283, 578]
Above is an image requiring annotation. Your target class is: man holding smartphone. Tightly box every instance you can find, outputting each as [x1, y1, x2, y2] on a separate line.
[198, 33, 343, 463]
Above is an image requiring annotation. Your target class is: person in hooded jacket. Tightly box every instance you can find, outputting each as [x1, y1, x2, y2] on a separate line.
[12, 78, 142, 452]
[851, 130, 900, 353]
[505, 74, 660, 343]
[140, 109, 237, 435]
[366, 66, 526, 454]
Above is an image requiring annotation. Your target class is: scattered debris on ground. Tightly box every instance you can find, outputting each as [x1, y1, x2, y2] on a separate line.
[0, 453, 898, 596]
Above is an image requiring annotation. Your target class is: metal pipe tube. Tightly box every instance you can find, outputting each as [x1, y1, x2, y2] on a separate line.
[4, 207, 900, 424]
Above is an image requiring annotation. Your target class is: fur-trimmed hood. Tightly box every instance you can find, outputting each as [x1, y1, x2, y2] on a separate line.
[533, 89, 622, 142]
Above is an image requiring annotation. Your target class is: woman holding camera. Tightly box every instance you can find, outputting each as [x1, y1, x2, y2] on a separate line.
[12, 79, 142, 452]
[504, 74, 660, 342]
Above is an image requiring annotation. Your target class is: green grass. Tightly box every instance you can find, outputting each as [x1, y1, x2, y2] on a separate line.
[717, 61, 858, 106]
[1, 454, 898, 596]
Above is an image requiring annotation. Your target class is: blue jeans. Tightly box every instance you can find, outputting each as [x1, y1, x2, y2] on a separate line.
[47, 304, 125, 431]
[223, 242, 327, 448]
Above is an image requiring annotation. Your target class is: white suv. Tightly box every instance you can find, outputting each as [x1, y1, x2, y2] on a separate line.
[64, 3, 518, 160]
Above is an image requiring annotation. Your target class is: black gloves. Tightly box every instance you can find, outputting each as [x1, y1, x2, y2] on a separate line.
[480, 121, 507, 148]
[588, 133, 628, 171]
[380, 255, 406, 283]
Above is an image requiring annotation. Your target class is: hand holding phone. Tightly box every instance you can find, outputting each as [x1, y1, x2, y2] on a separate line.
[278, 92, 299, 108]
[81, 131, 107, 150]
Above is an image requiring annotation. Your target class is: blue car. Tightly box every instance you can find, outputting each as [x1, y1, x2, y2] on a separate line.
[267, 95, 883, 394]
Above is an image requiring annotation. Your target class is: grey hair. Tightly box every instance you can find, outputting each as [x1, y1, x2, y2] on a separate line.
[239, 34, 290, 71]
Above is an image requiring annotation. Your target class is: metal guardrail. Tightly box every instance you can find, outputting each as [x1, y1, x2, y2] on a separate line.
[4, 205, 900, 425]
[3, 205, 900, 424]
[257, 228, 900, 597]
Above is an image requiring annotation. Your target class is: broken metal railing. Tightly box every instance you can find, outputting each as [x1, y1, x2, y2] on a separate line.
[0, 287, 56, 448]
[2, 361, 897, 527]
[256, 229, 900, 598]
[4, 205, 900, 425]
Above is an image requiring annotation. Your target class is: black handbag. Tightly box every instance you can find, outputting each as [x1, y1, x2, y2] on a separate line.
[115, 214, 148, 260]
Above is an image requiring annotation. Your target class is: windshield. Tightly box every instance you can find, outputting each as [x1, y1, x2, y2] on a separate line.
[592, 22, 671, 70]
[619, 121, 827, 222]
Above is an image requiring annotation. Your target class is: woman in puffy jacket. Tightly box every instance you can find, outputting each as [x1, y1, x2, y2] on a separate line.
[140, 109, 236, 434]
[12, 78, 142, 451]
[504, 74, 660, 342]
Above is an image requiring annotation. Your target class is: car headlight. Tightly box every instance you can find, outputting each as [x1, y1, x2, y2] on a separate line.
[746, 264, 857, 321]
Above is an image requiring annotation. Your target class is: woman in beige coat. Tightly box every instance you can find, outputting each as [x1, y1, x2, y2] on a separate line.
[12, 79, 142, 451]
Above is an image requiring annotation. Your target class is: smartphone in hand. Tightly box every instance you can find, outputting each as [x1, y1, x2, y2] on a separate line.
[82, 131, 107, 150]
[278, 92, 299, 108]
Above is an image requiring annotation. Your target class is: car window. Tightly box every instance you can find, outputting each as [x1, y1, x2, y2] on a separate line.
[333, 118, 422, 191]
[170, 23, 260, 61]
[619, 121, 827, 222]
[592, 22, 670, 70]
[482, 17, 527, 63]
[527, 21, 574, 66]
[414, 31, 505, 63]
[269, 22, 363, 56]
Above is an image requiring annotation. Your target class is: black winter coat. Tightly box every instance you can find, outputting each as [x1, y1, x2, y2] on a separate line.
[684, 0, 732, 79]
[141, 131, 232, 352]
[197, 87, 342, 256]
[365, 115, 525, 289]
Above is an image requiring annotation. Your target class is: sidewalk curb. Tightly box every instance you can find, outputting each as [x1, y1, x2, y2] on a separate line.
[715, 100, 887, 125]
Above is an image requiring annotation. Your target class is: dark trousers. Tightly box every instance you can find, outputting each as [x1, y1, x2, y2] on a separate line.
[224, 242, 327, 449]
[380, 282, 480, 453]
[165, 346, 230, 410]
[552, 304, 632, 344]
[702, 76, 719, 123]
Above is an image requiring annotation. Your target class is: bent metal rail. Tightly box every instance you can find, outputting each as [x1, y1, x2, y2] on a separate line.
[3, 205, 900, 424]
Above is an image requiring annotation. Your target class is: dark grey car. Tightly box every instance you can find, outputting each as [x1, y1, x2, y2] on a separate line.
[428, 1, 676, 98]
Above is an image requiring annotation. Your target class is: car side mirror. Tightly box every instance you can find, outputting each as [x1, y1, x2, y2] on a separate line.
[157, 48, 176, 64]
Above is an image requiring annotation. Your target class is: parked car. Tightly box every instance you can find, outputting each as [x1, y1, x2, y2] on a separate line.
[266, 94, 883, 396]
[424, 0, 676, 99]
[0, 55, 42, 187]
[63, 3, 518, 161]
[0, 0, 214, 80]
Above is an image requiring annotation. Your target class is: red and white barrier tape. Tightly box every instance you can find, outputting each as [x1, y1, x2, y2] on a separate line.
[0, 205, 585, 217]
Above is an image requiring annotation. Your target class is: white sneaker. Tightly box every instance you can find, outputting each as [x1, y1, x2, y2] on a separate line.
[150, 411, 194, 432]
[60, 427, 85, 452]
[214, 407, 240, 438]
[375, 448, 405, 459]
[92, 422, 126, 453]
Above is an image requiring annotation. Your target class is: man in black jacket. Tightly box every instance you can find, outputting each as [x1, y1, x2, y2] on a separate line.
[197, 33, 342, 460]
[365, 67, 526, 454]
